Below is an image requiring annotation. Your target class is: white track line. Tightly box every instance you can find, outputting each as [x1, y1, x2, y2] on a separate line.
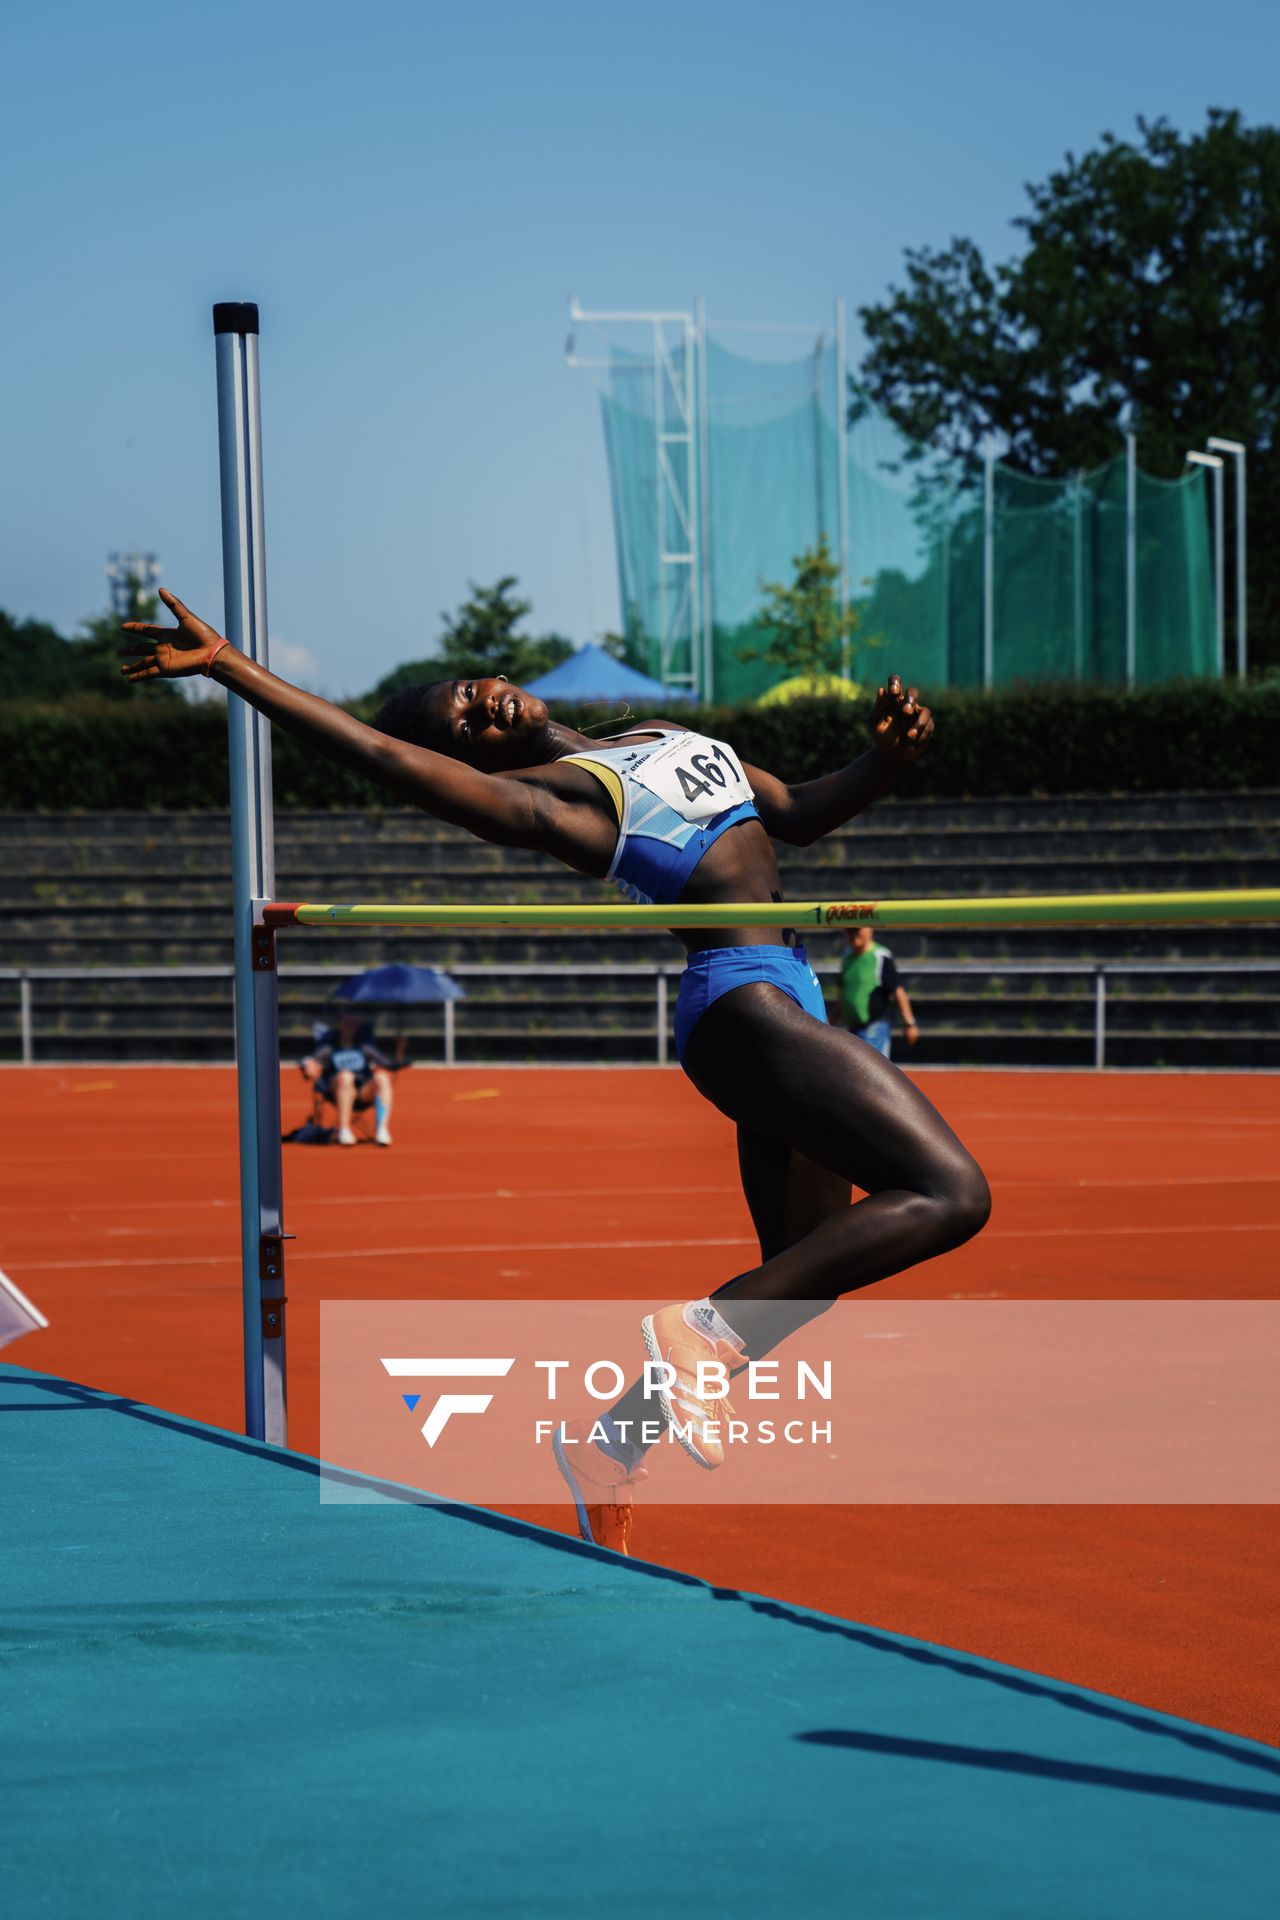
[6, 1173, 1274, 1228]
[965, 1111, 1279, 1127]
[996, 1174, 1279, 1190]
[0, 1183, 740, 1220]
[983, 1221, 1280, 1241]
[11, 1221, 1280, 1276]
[10, 1235, 759, 1274]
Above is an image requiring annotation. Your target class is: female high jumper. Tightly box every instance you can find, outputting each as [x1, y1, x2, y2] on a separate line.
[121, 591, 991, 1552]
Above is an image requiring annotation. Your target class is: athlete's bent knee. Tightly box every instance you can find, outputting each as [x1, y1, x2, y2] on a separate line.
[945, 1160, 991, 1245]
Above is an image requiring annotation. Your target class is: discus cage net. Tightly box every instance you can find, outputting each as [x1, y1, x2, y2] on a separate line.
[567, 301, 1221, 702]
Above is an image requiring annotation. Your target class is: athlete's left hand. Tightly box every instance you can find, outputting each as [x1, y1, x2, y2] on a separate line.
[870, 674, 933, 762]
[119, 589, 231, 681]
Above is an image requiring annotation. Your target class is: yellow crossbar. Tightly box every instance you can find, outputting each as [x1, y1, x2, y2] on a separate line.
[261, 889, 1280, 931]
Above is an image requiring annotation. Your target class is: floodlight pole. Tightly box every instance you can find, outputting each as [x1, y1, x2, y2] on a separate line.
[835, 297, 851, 680]
[1186, 451, 1226, 677]
[1124, 423, 1137, 688]
[1072, 472, 1086, 681]
[214, 301, 288, 1447]
[982, 442, 995, 688]
[681, 313, 702, 701]
[695, 297, 714, 701]
[1207, 437, 1247, 678]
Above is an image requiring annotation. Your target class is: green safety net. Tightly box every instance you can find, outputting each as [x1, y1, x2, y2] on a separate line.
[592, 331, 1215, 700]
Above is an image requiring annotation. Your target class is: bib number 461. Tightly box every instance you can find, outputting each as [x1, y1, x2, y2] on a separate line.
[675, 744, 742, 805]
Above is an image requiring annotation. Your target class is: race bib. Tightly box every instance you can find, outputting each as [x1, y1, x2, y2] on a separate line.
[630, 732, 753, 824]
[331, 1047, 367, 1074]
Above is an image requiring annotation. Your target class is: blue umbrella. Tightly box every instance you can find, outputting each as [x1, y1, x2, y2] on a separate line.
[330, 963, 465, 1006]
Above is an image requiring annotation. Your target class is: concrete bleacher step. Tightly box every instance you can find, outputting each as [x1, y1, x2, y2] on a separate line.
[7, 815, 1277, 872]
[5, 788, 1278, 833]
[4, 791, 1277, 861]
[9, 838, 1280, 912]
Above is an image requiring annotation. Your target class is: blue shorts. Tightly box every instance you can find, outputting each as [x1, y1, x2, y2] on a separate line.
[673, 944, 828, 1068]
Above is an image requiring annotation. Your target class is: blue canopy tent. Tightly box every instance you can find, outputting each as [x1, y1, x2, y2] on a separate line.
[522, 644, 695, 704]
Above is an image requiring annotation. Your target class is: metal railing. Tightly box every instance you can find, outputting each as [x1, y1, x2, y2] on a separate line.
[2, 959, 1276, 1069]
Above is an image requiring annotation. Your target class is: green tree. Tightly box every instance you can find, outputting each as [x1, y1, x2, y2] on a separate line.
[856, 110, 1280, 667]
[743, 534, 863, 681]
[515, 631, 576, 683]
[0, 586, 171, 704]
[0, 611, 82, 702]
[74, 582, 172, 699]
[368, 576, 573, 701]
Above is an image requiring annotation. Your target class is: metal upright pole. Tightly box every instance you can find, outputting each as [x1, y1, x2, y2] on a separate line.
[1233, 448, 1246, 678]
[1186, 451, 1226, 678]
[940, 500, 952, 681]
[1208, 438, 1247, 678]
[652, 320, 667, 688]
[214, 301, 288, 1447]
[982, 443, 995, 689]
[1125, 427, 1137, 688]
[1212, 461, 1225, 676]
[695, 297, 714, 702]
[684, 315, 702, 700]
[835, 297, 851, 681]
[1236, 452, 1247, 678]
[1072, 473, 1085, 681]
[811, 333, 825, 537]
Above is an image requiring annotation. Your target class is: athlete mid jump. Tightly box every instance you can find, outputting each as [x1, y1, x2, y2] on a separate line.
[121, 591, 991, 1552]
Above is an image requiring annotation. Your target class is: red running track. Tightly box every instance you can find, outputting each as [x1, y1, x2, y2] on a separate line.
[2, 1065, 1277, 1744]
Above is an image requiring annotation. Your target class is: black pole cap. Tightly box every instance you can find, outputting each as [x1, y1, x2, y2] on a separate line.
[213, 302, 260, 335]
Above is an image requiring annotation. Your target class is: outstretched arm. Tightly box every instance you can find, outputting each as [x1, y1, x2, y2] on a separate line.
[742, 675, 933, 847]
[120, 591, 550, 848]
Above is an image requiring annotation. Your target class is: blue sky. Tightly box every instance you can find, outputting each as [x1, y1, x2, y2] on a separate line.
[2, 0, 1274, 696]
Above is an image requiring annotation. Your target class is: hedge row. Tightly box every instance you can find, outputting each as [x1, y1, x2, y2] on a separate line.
[1, 677, 1276, 811]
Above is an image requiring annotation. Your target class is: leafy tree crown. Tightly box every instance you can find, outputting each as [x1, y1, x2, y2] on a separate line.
[368, 576, 573, 701]
[855, 109, 1280, 664]
[742, 534, 872, 682]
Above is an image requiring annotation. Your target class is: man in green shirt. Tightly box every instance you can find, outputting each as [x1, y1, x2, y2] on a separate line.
[837, 925, 920, 1059]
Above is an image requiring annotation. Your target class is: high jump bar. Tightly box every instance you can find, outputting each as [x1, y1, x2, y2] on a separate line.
[261, 889, 1280, 931]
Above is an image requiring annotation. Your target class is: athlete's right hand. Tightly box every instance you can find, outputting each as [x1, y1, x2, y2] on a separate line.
[869, 674, 933, 762]
[119, 589, 233, 681]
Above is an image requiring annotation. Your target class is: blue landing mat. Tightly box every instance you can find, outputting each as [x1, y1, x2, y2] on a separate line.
[1, 1367, 1277, 1918]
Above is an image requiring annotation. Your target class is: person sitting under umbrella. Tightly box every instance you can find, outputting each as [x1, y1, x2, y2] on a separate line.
[300, 1009, 406, 1146]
